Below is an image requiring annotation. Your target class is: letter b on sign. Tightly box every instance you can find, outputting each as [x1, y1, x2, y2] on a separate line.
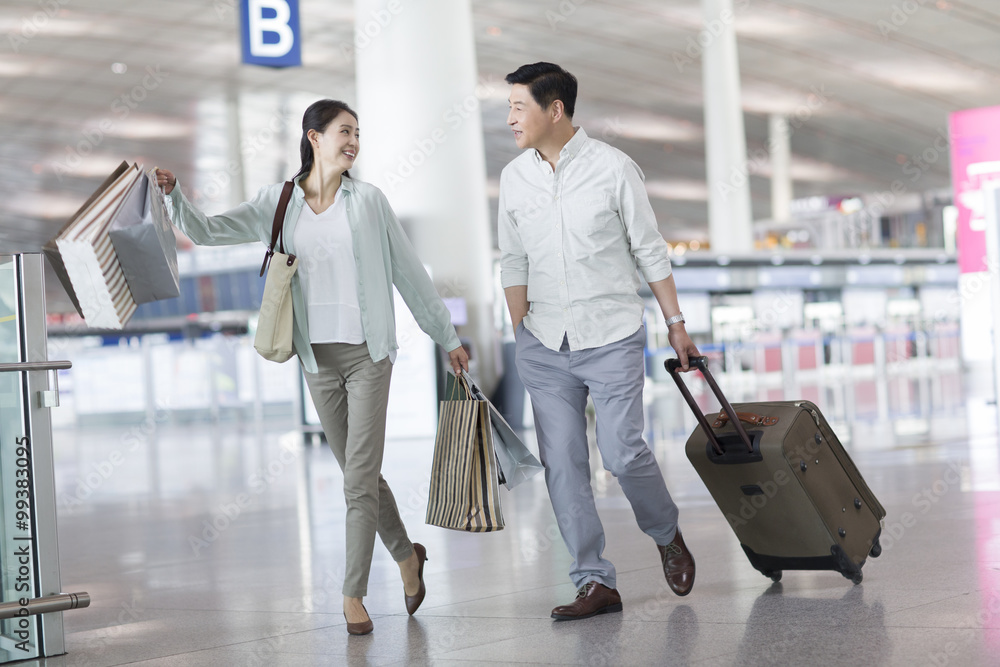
[241, 0, 302, 67]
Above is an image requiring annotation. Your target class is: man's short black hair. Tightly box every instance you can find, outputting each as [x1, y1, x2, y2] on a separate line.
[505, 62, 577, 118]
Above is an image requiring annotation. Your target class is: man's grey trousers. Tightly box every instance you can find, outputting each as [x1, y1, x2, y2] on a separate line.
[515, 323, 679, 590]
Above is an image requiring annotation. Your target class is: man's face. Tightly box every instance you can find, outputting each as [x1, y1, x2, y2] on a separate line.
[507, 83, 549, 150]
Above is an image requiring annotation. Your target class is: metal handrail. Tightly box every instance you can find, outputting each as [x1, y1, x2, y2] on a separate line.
[0, 361, 72, 373]
[0, 593, 90, 619]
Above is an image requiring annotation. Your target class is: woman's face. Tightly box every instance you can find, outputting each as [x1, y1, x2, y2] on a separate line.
[310, 110, 359, 172]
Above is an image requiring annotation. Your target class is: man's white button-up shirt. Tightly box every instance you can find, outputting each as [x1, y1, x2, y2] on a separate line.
[498, 127, 673, 352]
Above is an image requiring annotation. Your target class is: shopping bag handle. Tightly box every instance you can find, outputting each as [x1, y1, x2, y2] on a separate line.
[447, 371, 474, 401]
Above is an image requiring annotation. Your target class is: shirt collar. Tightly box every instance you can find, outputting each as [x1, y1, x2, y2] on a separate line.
[531, 126, 588, 166]
[292, 172, 354, 198]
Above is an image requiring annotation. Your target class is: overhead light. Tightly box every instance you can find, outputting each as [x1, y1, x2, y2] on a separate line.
[103, 115, 191, 139]
[753, 156, 857, 183]
[734, 12, 813, 38]
[857, 60, 988, 93]
[111, 62, 127, 74]
[45, 153, 130, 178]
[0, 17, 105, 38]
[0, 60, 36, 77]
[644, 179, 709, 201]
[741, 85, 821, 115]
[7, 193, 88, 220]
[596, 113, 703, 143]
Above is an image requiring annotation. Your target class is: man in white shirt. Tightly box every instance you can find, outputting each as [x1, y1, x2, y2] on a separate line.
[498, 62, 701, 621]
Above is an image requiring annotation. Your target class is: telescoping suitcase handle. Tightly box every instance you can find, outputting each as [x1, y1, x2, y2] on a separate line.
[665, 356, 754, 456]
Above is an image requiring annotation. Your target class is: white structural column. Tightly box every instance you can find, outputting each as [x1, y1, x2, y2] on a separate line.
[225, 88, 246, 207]
[985, 183, 1000, 417]
[701, 0, 753, 253]
[769, 114, 792, 223]
[352, 0, 496, 387]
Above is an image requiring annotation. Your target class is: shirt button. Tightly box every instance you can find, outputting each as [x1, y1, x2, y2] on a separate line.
[560, 280, 565, 285]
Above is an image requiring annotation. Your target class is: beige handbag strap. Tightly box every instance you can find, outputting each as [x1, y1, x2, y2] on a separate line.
[258, 181, 296, 277]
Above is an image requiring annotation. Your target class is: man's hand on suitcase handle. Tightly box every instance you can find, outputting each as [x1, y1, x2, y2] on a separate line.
[667, 327, 701, 372]
[666, 355, 708, 374]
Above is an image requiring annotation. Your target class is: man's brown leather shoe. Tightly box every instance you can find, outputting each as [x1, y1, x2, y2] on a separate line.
[657, 529, 695, 596]
[551, 582, 623, 621]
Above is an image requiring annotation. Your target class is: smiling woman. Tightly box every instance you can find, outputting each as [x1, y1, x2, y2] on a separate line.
[152, 98, 469, 637]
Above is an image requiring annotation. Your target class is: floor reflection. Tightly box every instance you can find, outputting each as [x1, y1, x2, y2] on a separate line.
[734, 583, 891, 665]
[42, 363, 1000, 666]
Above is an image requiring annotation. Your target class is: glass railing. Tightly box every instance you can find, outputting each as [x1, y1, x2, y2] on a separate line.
[0, 254, 88, 662]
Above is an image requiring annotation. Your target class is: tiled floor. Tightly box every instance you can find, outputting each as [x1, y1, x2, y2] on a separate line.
[20, 366, 1000, 665]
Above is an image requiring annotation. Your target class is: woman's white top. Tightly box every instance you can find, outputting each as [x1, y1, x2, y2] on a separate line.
[293, 191, 366, 345]
[167, 175, 461, 374]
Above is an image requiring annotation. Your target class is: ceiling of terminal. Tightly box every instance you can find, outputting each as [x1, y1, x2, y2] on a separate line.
[1, 0, 997, 257]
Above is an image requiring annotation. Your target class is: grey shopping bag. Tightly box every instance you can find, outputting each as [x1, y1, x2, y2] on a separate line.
[459, 370, 544, 490]
[108, 169, 180, 303]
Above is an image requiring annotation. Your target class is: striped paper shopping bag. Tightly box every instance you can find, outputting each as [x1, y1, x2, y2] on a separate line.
[425, 373, 504, 532]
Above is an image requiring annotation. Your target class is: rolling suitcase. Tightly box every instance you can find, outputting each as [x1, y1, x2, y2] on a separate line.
[666, 356, 885, 584]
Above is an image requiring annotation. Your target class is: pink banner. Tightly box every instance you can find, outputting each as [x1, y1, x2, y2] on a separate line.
[949, 105, 1000, 274]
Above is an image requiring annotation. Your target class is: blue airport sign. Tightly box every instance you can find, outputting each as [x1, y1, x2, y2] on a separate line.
[240, 0, 301, 68]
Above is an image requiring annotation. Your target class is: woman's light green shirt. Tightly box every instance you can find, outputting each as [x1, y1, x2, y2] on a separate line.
[167, 175, 461, 373]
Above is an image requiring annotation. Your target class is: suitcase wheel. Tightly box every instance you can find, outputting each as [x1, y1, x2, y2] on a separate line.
[869, 540, 882, 558]
[851, 571, 864, 585]
[763, 570, 782, 582]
